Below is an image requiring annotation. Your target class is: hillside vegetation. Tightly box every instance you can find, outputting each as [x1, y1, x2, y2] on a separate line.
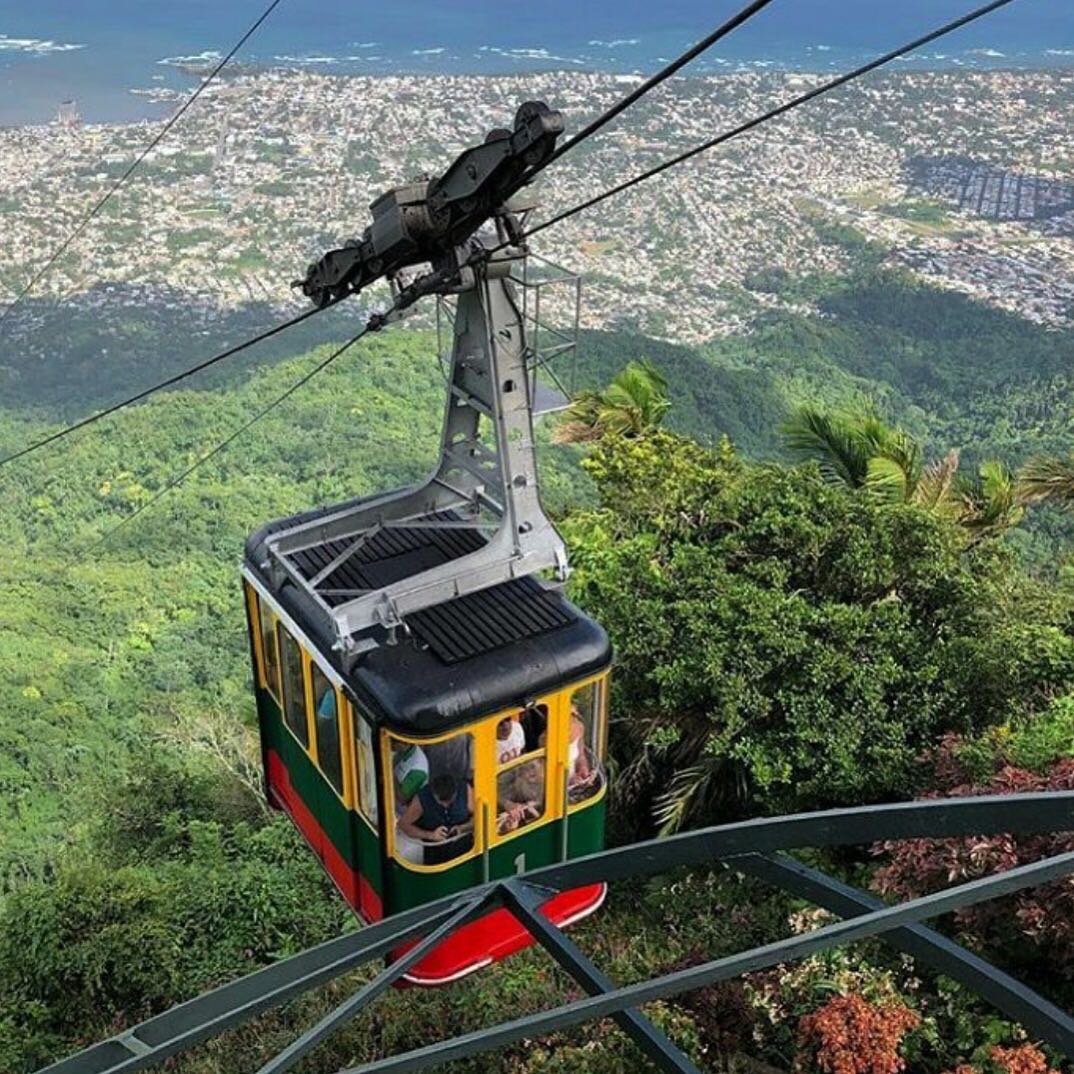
[3, 272, 1074, 1072]
[8, 264, 1074, 471]
[578, 266, 1074, 469]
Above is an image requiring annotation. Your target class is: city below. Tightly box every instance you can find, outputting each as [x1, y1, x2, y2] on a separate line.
[1, 65, 1072, 346]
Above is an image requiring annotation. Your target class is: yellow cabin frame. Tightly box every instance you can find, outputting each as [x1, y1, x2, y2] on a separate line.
[381, 671, 609, 874]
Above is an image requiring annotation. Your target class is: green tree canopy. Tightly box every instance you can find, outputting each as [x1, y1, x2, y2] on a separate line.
[564, 429, 1074, 829]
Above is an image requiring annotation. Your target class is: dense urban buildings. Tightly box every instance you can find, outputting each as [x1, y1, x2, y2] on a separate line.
[1, 67, 1072, 340]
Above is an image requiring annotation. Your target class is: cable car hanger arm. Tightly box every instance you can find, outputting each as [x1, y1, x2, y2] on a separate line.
[293, 101, 563, 309]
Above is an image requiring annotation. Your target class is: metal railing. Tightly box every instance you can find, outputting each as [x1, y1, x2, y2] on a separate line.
[38, 791, 1074, 1074]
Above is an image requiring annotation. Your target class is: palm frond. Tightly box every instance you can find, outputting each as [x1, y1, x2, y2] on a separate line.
[653, 763, 712, 836]
[781, 404, 870, 488]
[864, 454, 912, 503]
[1018, 453, 1074, 506]
[552, 390, 604, 444]
[603, 359, 672, 435]
[961, 459, 1024, 537]
[915, 449, 961, 515]
[554, 360, 670, 444]
[877, 430, 922, 491]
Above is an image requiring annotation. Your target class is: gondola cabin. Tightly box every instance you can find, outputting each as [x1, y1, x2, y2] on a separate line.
[243, 106, 610, 982]
[242, 510, 611, 985]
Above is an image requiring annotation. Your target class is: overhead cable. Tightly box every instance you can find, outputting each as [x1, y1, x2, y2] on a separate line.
[0, 0, 287, 333]
[525, 0, 1019, 241]
[89, 311, 391, 549]
[536, 0, 778, 171]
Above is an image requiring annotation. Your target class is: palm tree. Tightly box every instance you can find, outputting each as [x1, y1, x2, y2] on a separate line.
[1018, 453, 1074, 507]
[553, 359, 670, 444]
[782, 402, 926, 503]
[782, 402, 1023, 539]
[961, 459, 1025, 539]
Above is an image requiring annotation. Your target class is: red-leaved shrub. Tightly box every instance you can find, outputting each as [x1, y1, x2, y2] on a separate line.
[795, 993, 919, 1074]
[872, 736, 1074, 974]
[944, 1043, 1060, 1074]
[989, 1043, 1060, 1074]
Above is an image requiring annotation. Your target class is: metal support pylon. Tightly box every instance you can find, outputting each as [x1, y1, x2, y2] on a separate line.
[35, 792, 1074, 1074]
[261, 236, 569, 659]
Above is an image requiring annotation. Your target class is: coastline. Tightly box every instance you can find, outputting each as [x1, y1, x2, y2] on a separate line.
[3, 51, 1074, 131]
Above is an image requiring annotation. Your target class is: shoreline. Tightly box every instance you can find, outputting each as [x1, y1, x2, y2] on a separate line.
[3, 59, 1074, 132]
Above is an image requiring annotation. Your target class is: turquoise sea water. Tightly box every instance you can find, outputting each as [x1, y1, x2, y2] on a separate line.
[1, 0, 1072, 125]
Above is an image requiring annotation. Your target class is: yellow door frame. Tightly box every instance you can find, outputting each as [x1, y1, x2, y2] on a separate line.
[380, 723, 486, 875]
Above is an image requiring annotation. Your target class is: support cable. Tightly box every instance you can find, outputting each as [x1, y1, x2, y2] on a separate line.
[522, 0, 1019, 243]
[0, 0, 287, 333]
[87, 306, 394, 550]
[0, 299, 339, 468]
[535, 0, 778, 172]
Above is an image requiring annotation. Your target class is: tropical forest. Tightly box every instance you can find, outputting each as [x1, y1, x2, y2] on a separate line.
[4, 255, 1074, 1073]
[4, 0, 1074, 1069]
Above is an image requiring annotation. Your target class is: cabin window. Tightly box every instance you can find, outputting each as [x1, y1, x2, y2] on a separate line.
[567, 680, 605, 805]
[258, 601, 281, 700]
[277, 626, 310, 749]
[390, 730, 475, 868]
[311, 665, 344, 797]
[496, 704, 548, 837]
[355, 715, 378, 825]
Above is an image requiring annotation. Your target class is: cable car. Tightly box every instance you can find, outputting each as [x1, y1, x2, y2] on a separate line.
[242, 100, 612, 983]
[242, 525, 610, 984]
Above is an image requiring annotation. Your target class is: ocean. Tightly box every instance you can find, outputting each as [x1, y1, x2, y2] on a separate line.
[1, 0, 1072, 126]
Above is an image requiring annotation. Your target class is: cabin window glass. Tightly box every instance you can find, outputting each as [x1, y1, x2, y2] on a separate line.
[567, 682, 604, 805]
[258, 602, 280, 699]
[391, 731, 475, 867]
[496, 704, 548, 836]
[277, 626, 310, 749]
[355, 716, 378, 825]
[311, 665, 344, 796]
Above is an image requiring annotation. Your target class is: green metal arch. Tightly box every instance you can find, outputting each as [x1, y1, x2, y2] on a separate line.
[37, 791, 1074, 1074]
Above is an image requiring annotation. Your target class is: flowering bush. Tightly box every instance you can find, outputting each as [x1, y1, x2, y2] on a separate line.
[942, 1043, 1060, 1074]
[872, 736, 1074, 976]
[988, 1044, 1060, 1074]
[796, 993, 920, 1074]
[741, 901, 937, 1068]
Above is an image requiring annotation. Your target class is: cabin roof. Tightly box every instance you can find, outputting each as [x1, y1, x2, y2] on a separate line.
[244, 499, 611, 734]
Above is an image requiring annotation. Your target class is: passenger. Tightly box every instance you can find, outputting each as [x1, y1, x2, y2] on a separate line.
[399, 773, 474, 852]
[567, 706, 594, 786]
[520, 705, 547, 753]
[392, 742, 429, 805]
[497, 757, 545, 833]
[496, 715, 526, 763]
[536, 708, 594, 788]
[316, 685, 337, 727]
[424, 735, 473, 782]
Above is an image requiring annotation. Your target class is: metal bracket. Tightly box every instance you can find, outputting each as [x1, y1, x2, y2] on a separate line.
[502, 880, 703, 1074]
[264, 236, 570, 655]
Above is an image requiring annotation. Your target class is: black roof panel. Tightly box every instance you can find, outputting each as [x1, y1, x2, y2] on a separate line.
[285, 513, 484, 605]
[245, 499, 610, 734]
[409, 575, 575, 665]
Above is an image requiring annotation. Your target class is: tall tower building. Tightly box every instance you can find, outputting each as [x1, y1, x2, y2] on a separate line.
[56, 99, 80, 129]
